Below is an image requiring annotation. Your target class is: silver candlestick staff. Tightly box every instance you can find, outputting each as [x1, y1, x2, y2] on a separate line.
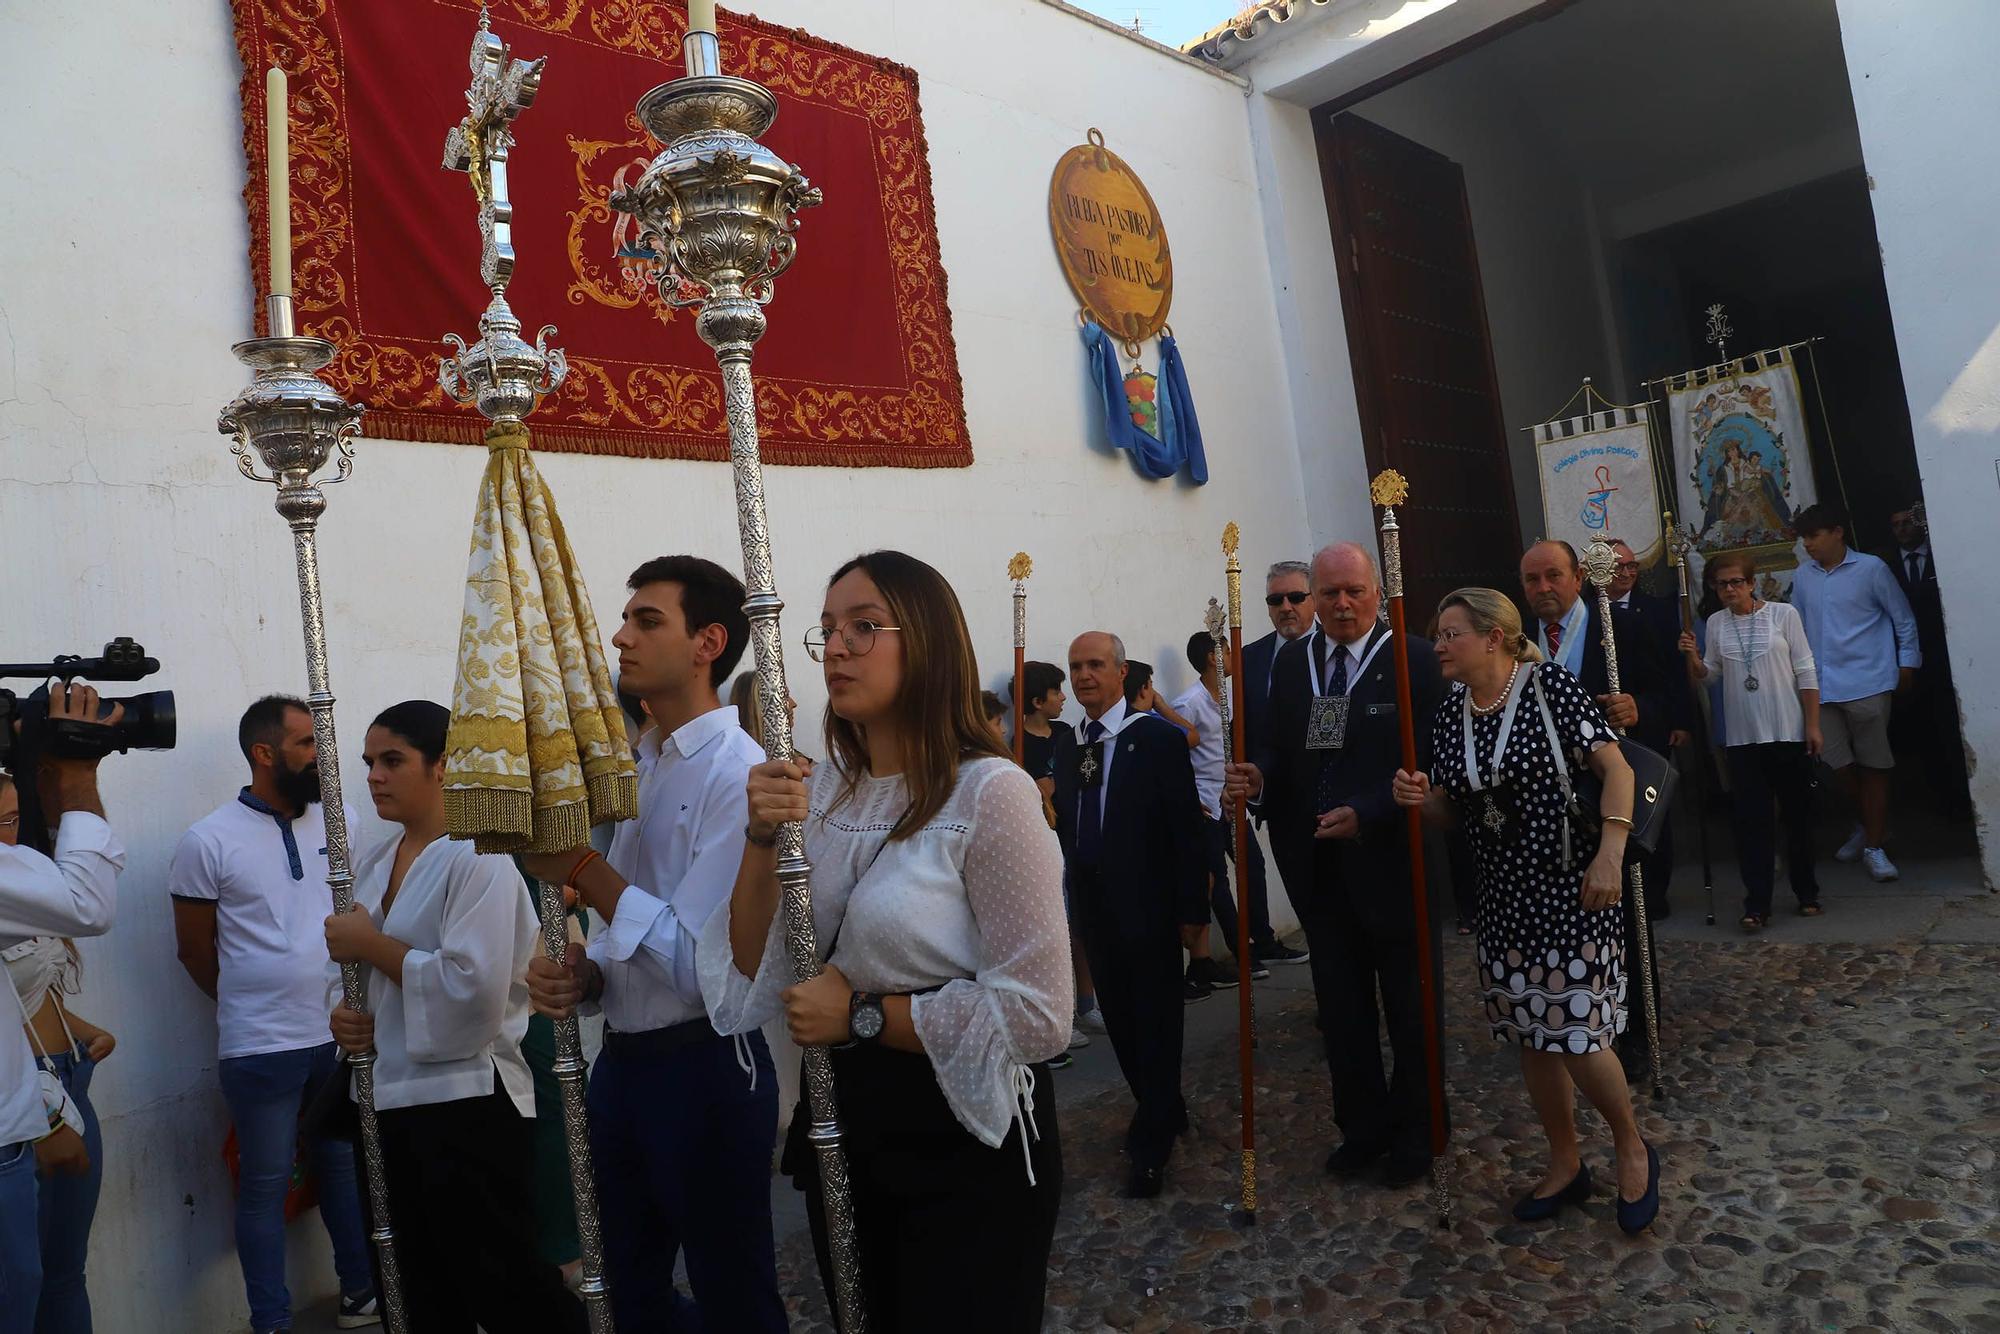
[610, 17, 866, 1334]
[1582, 538, 1665, 1098]
[218, 308, 407, 1334]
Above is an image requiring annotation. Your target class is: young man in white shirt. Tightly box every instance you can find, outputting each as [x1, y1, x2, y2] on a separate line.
[522, 556, 784, 1333]
[0, 684, 125, 1333]
[1172, 632, 1271, 991]
[169, 695, 377, 1334]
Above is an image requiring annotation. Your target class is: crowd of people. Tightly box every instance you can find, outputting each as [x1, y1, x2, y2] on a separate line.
[0, 498, 1957, 1332]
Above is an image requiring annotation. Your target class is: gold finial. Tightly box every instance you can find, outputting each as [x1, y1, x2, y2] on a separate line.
[1370, 469, 1409, 508]
[1221, 522, 1240, 557]
[1007, 552, 1033, 582]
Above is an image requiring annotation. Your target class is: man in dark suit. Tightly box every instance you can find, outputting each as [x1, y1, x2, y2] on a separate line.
[1227, 542, 1447, 1187]
[1237, 558, 1314, 967]
[1887, 504, 1971, 820]
[1605, 539, 1696, 919]
[1053, 631, 1210, 1198]
[1520, 539, 1671, 1082]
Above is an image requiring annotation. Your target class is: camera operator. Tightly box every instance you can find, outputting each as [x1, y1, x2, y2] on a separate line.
[2, 683, 126, 1334]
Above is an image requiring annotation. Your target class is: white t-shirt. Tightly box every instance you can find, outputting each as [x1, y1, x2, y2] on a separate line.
[1170, 682, 1225, 820]
[169, 795, 353, 1060]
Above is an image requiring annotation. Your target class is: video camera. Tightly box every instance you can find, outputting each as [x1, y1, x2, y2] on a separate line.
[0, 638, 175, 854]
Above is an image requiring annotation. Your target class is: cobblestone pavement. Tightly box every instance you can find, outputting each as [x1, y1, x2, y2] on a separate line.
[778, 936, 2000, 1332]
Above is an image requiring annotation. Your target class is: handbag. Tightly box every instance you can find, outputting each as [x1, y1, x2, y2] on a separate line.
[1531, 666, 1679, 857]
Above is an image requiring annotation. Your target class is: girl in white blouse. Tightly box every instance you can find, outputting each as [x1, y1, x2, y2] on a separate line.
[1678, 551, 1825, 930]
[700, 550, 1073, 1333]
[323, 701, 584, 1334]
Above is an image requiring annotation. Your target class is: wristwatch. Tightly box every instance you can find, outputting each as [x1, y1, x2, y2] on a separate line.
[848, 991, 886, 1044]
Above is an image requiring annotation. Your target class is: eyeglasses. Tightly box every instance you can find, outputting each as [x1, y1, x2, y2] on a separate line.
[1716, 577, 1751, 589]
[0, 814, 17, 831]
[804, 618, 902, 662]
[1434, 628, 1471, 644]
[1265, 591, 1309, 607]
[1614, 561, 1640, 573]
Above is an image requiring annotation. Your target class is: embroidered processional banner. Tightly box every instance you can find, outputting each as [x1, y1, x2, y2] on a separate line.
[1664, 345, 1817, 598]
[1532, 405, 1663, 564]
[229, 1, 971, 467]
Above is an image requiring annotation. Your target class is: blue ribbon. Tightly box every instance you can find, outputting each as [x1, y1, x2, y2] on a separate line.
[1081, 322, 1207, 484]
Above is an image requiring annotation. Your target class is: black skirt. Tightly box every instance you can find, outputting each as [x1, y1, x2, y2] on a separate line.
[783, 1044, 1062, 1333]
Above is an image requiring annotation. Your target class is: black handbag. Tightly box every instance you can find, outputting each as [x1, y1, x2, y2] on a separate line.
[1531, 666, 1678, 855]
[299, 1052, 360, 1146]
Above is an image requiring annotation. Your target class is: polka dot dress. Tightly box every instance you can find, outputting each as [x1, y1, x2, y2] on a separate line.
[1432, 662, 1628, 1054]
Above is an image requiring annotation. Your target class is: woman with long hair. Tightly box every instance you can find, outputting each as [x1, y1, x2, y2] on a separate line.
[1, 772, 115, 1333]
[700, 550, 1072, 1331]
[322, 701, 584, 1333]
[1391, 588, 1661, 1234]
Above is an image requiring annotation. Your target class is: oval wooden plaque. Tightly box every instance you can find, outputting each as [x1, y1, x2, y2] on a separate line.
[1048, 129, 1173, 349]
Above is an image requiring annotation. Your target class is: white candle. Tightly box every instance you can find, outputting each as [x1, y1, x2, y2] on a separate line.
[688, 0, 717, 36]
[266, 66, 291, 300]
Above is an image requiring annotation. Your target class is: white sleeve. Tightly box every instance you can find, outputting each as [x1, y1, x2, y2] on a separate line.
[1783, 604, 1819, 692]
[0, 813, 123, 938]
[1701, 612, 1724, 681]
[401, 853, 528, 1065]
[909, 763, 1075, 1147]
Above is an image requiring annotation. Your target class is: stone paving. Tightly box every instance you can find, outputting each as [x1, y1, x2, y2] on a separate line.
[778, 935, 2000, 1332]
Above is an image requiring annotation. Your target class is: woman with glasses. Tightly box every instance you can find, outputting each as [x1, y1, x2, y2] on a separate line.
[1678, 551, 1823, 929]
[700, 550, 1072, 1331]
[1392, 589, 1660, 1235]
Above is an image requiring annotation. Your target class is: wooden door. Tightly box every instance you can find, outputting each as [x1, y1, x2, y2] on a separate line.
[1316, 112, 1520, 622]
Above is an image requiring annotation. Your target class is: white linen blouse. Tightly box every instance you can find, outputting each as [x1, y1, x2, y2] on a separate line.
[1700, 601, 1820, 746]
[333, 834, 539, 1115]
[699, 756, 1073, 1170]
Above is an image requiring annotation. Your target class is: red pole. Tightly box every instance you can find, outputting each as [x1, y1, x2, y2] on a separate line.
[1013, 644, 1025, 764]
[1218, 531, 1257, 1224]
[1009, 553, 1031, 765]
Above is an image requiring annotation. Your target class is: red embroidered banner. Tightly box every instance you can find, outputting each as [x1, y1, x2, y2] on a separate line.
[230, 1, 971, 467]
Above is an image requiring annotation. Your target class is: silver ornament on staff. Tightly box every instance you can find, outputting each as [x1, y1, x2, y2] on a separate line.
[1580, 538, 1665, 1098]
[438, 14, 615, 1331]
[219, 309, 408, 1334]
[610, 19, 868, 1333]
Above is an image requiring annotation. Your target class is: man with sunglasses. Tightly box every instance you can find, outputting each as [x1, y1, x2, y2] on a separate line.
[1236, 560, 1314, 968]
[520, 555, 786, 1333]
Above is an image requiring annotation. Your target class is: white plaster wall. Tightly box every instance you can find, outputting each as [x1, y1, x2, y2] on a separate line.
[0, 1, 1314, 1326]
[1834, 0, 2000, 885]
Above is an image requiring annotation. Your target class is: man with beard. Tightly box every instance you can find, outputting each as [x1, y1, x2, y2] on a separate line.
[171, 695, 379, 1334]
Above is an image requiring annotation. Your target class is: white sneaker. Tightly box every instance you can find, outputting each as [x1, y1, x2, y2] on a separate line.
[1836, 826, 1867, 862]
[1067, 1025, 1090, 1050]
[1863, 847, 1899, 882]
[1077, 1006, 1109, 1034]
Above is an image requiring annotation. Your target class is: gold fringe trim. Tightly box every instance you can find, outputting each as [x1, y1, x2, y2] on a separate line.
[586, 770, 640, 827]
[445, 787, 532, 842]
[357, 410, 974, 469]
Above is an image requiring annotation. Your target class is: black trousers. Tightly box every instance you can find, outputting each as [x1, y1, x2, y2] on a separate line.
[1293, 847, 1446, 1161]
[1726, 741, 1820, 917]
[1202, 816, 1278, 949]
[375, 1087, 585, 1334]
[1072, 867, 1187, 1169]
[790, 1044, 1061, 1333]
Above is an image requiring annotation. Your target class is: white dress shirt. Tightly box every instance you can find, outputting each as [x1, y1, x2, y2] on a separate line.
[1074, 697, 1148, 827]
[2, 814, 123, 1146]
[700, 758, 1072, 1171]
[1170, 682, 1224, 819]
[337, 835, 538, 1114]
[588, 706, 763, 1034]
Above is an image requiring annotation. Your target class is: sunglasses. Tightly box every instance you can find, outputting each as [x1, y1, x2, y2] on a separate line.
[1265, 591, 1309, 607]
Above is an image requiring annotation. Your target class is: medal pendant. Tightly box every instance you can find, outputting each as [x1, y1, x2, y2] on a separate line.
[1078, 743, 1102, 788]
[1744, 674, 1761, 693]
[1306, 695, 1350, 751]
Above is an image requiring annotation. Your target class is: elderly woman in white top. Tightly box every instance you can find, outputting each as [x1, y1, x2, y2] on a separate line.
[701, 550, 1072, 1334]
[322, 701, 584, 1334]
[1678, 551, 1824, 929]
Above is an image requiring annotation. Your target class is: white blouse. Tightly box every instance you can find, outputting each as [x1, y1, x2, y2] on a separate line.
[333, 835, 539, 1115]
[1701, 601, 1820, 746]
[699, 756, 1072, 1166]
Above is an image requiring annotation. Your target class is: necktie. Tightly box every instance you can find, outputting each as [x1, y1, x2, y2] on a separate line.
[1545, 619, 1563, 658]
[1909, 552, 1924, 586]
[1077, 719, 1105, 866]
[1331, 640, 1351, 697]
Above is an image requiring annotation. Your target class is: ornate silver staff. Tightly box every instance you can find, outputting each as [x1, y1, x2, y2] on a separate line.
[1582, 538, 1665, 1098]
[609, 16, 867, 1333]
[1664, 514, 1718, 928]
[437, 15, 616, 1331]
[1011, 553, 1032, 764]
[218, 71, 406, 1330]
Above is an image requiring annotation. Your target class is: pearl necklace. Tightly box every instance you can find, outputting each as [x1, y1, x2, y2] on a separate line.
[1468, 660, 1522, 716]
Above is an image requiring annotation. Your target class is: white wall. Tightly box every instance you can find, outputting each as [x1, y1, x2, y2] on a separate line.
[1835, 0, 2000, 884]
[0, 1, 1314, 1326]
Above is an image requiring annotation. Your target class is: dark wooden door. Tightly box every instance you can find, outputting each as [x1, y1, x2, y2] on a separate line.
[1316, 112, 1520, 622]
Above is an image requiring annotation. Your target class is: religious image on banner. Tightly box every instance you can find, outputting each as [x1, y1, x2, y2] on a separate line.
[1665, 345, 1819, 599]
[1531, 404, 1664, 565]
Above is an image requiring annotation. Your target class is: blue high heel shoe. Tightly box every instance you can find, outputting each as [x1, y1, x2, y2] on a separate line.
[1616, 1143, 1662, 1234]
[1512, 1164, 1592, 1222]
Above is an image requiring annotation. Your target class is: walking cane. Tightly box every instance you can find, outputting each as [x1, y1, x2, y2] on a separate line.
[1216, 527, 1258, 1225]
[1665, 517, 1719, 927]
[1011, 554, 1031, 764]
[612, 18, 867, 1329]
[1370, 471, 1454, 1228]
[1582, 539, 1666, 1099]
